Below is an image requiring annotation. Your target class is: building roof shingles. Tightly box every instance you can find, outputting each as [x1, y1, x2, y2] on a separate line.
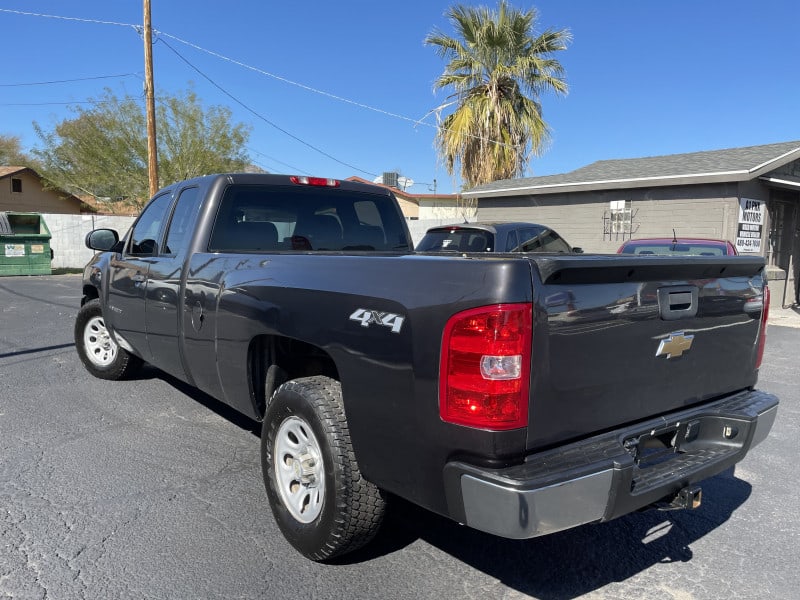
[466, 141, 800, 197]
[0, 166, 28, 178]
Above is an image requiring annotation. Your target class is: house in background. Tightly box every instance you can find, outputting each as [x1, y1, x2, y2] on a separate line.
[464, 141, 800, 306]
[346, 175, 468, 221]
[0, 166, 91, 214]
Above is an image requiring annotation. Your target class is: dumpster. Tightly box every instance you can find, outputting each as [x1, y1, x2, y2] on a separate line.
[0, 212, 52, 276]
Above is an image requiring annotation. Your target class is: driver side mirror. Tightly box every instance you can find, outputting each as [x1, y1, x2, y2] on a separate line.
[572, 247, 584, 254]
[85, 228, 121, 252]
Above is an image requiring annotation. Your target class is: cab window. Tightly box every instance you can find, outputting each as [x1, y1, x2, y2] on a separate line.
[505, 230, 519, 252]
[163, 187, 201, 255]
[539, 230, 572, 253]
[514, 226, 546, 252]
[127, 193, 172, 256]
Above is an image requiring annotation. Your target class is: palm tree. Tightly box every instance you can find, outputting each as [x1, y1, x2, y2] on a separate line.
[426, 1, 570, 189]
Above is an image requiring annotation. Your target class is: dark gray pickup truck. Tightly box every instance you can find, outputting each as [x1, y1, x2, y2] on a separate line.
[76, 173, 778, 561]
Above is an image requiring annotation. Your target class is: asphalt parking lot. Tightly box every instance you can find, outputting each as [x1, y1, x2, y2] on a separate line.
[1, 274, 798, 600]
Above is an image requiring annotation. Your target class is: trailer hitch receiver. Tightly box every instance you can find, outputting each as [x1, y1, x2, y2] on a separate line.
[659, 486, 702, 511]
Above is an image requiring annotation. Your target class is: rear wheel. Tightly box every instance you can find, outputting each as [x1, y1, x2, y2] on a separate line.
[74, 299, 141, 380]
[261, 376, 385, 561]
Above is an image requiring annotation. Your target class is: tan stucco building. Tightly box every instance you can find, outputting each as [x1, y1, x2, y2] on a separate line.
[1, 167, 89, 214]
[346, 176, 468, 220]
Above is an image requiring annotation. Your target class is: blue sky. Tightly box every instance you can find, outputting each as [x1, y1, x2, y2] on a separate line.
[1, 1, 799, 195]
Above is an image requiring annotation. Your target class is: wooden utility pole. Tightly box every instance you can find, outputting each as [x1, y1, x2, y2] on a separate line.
[143, 0, 159, 196]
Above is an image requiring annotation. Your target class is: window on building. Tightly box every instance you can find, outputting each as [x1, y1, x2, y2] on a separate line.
[11, 178, 22, 193]
[610, 200, 632, 233]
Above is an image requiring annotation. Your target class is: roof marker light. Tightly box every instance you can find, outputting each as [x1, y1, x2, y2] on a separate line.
[290, 176, 340, 187]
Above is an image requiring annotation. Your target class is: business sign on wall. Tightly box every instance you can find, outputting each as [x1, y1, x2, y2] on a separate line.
[735, 198, 765, 253]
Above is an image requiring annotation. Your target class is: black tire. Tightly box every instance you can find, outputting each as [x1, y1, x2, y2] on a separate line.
[74, 299, 142, 380]
[261, 375, 385, 561]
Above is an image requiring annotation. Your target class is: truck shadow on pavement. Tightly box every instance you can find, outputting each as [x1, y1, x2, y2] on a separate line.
[0, 342, 75, 359]
[345, 468, 750, 599]
[146, 365, 262, 434]
[150, 367, 751, 598]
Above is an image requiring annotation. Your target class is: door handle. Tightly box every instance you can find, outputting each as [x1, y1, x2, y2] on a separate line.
[657, 285, 698, 321]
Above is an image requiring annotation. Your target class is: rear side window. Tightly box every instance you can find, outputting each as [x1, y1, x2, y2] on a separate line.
[504, 230, 519, 252]
[208, 184, 410, 252]
[512, 226, 547, 252]
[163, 187, 201, 255]
[539, 230, 572, 253]
[513, 227, 571, 253]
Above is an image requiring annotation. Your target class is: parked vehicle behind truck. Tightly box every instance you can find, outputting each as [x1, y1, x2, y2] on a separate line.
[618, 237, 738, 256]
[75, 173, 778, 561]
[416, 221, 582, 253]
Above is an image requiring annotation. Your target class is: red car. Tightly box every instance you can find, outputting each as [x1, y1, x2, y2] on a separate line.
[617, 237, 738, 256]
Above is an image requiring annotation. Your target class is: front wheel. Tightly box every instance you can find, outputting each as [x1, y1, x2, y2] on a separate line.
[261, 376, 385, 561]
[74, 299, 141, 380]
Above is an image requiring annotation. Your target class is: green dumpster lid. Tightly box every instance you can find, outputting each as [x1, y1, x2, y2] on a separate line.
[0, 213, 11, 235]
[0, 212, 51, 237]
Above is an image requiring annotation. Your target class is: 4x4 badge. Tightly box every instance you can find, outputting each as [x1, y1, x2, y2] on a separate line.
[349, 308, 405, 333]
[656, 332, 694, 359]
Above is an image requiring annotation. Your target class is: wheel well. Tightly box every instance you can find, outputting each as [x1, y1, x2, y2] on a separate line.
[249, 335, 340, 418]
[81, 284, 99, 306]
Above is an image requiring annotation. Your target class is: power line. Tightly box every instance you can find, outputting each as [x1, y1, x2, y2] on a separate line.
[1, 8, 423, 130]
[154, 31, 517, 151]
[0, 73, 140, 87]
[156, 30, 433, 130]
[0, 101, 101, 106]
[0, 8, 135, 28]
[156, 36, 378, 178]
[2, 7, 517, 153]
[246, 147, 309, 175]
[0, 95, 201, 108]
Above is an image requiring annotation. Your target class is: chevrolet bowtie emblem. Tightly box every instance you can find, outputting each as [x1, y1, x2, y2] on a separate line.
[656, 332, 694, 359]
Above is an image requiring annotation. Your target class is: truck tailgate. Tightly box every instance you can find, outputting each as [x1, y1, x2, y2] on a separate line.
[526, 255, 768, 449]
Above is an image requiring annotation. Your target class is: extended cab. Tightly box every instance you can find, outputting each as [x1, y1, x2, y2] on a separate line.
[76, 173, 778, 561]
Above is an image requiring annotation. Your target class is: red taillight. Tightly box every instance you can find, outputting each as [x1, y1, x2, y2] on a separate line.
[439, 304, 532, 430]
[289, 175, 340, 187]
[755, 284, 770, 368]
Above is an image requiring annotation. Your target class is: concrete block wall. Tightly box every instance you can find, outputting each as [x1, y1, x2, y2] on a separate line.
[43, 215, 465, 267]
[44, 214, 136, 269]
[767, 266, 798, 309]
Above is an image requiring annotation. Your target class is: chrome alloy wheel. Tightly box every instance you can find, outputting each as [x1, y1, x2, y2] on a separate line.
[83, 315, 119, 367]
[274, 416, 325, 523]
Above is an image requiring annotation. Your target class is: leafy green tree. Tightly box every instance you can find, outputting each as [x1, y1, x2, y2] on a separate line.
[0, 134, 34, 166]
[426, 1, 570, 189]
[33, 89, 252, 208]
